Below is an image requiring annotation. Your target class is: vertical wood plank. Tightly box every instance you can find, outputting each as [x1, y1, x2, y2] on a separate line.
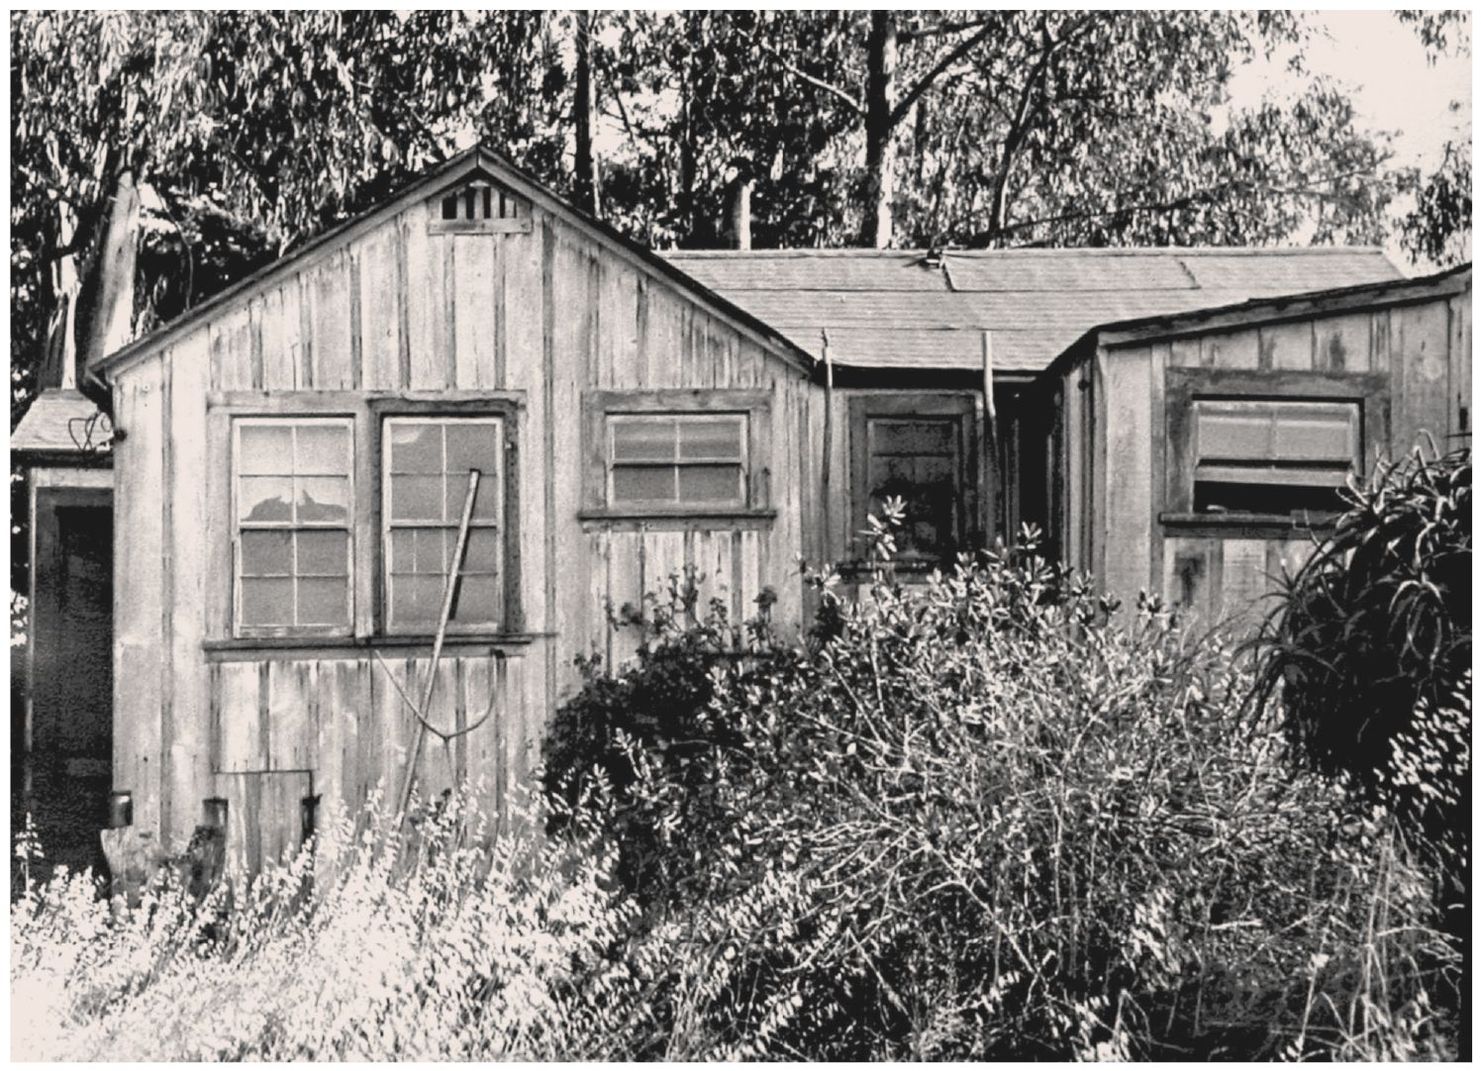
[113, 359, 166, 839]
[356, 225, 402, 390]
[214, 661, 265, 772]
[266, 661, 315, 770]
[208, 305, 254, 391]
[166, 332, 212, 847]
[1219, 538, 1270, 626]
[1100, 347, 1153, 602]
[452, 233, 498, 388]
[403, 205, 445, 389]
[1258, 321, 1313, 371]
[1448, 295, 1470, 440]
[260, 282, 300, 389]
[1201, 330, 1259, 370]
[1392, 300, 1451, 456]
[1147, 343, 1168, 600]
[309, 251, 355, 390]
[1314, 312, 1372, 372]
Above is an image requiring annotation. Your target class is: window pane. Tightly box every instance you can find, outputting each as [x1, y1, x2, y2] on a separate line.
[391, 576, 445, 627]
[453, 575, 501, 623]
[1197, 407, 1272, 461]
[240, 477, 294, 523]
[1272, 406, 1357, 463]
[463, 528, 501, 574]
[389, 422, 443, 473]
[873, 420, 954, 456]
[442, 470, 489, 522]
[238, 425, 294, 475]
[445, 422, 500, 478]
[678, 464, 743, 503]
[412, 527, 448, 573]
[297, 530, 349, 577]
[391, 475, 444, 521]
[679, 418, 744, 461]
[612, 418, 675, 462]
[297, 577, 349, 626]
[297, 477, 350, 524]
[241, 577, 294, 626]
[389, 529, 417, 572]
[295, 424, 351, 475]
[240, 530, 293, 576]
[612, 465, 676, 503]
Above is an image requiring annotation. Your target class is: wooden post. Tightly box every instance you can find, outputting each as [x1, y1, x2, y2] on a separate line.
[981, 330, 999, 546]
[820, 328, 834, 560]
[396, 469, 481, 820]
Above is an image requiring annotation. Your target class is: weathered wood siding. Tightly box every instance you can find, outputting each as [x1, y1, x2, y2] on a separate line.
[1064, 284, 1470, 630]
[110, 176, 814, 861]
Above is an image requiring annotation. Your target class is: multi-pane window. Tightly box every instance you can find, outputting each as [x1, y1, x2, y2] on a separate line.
[1192, 399, 1360, 515]
[383, 417, 504, 632]
[233, 418, 353, 632]
[607, 413, 747, 508]
[861, 416, 965, 563]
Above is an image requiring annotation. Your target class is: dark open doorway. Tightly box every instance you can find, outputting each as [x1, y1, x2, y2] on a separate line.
[15, 486, 113, 888]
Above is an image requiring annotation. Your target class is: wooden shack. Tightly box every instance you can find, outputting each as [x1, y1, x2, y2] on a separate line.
[62, 145, 1467, 872]
[1028, 265, 1472, 626]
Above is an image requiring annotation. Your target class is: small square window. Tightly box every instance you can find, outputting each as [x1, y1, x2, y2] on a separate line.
[607, 413, 748, 509]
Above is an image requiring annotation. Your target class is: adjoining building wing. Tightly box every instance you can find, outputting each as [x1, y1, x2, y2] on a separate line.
[666, 247, 1405, 375]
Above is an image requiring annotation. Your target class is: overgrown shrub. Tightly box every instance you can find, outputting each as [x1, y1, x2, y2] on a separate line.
[1250, 445, 1471, 876]
[541, 569, 791, 897]
[555, 535, 1461, 1059]
[11, 788, 651, 1061]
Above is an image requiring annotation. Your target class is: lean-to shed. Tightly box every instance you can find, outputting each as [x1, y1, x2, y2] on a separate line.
[1028, 264, 1472, 625]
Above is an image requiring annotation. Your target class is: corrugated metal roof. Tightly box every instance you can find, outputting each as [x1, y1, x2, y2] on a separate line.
[664, 247, 1404, 372]
[11, 389, 113, 456]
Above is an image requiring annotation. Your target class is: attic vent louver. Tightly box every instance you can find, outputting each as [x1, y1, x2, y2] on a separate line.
[427, 178, 532, 235]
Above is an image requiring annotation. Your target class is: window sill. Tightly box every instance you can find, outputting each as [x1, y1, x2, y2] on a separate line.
[1159, 510, 1338, 536]
[203, 632, 548, 662]
[578, 507, 776, 529]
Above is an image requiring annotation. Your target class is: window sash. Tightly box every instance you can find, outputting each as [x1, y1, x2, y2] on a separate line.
[381, 416, 505, 633]
[1193, 399, 1360, 469]
[863, 415, 964, 562]
[232, 417, 354, 635]
[606, 413, 748, 508]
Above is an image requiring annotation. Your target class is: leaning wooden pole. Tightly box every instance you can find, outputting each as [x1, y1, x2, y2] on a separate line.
[396, 469, 481, 820]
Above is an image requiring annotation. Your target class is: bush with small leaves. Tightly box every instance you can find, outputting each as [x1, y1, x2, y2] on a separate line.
[11, 787, 654, 1061]
[576, 529, 1461, 1059]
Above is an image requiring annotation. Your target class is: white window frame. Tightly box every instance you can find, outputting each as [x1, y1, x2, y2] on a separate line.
[231, 416, 355, 638]
[380, 414, 506, 636]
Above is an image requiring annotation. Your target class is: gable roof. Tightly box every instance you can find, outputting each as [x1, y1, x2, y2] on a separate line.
[87, 145, 815, 390]
[665, 247, 1405, 375]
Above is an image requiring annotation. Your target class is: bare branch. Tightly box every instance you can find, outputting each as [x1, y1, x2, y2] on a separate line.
[890, 24, 994, 129]
[898, 16, 995, 45]
[759, 38, 864, 116]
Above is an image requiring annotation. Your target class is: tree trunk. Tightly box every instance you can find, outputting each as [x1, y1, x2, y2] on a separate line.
[71, 169, 141, 379]
[677, 14, 699, 244]
[862, 11, 898, 249]
[40, 205, 81, 390]
[573, 11, 601, 217]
